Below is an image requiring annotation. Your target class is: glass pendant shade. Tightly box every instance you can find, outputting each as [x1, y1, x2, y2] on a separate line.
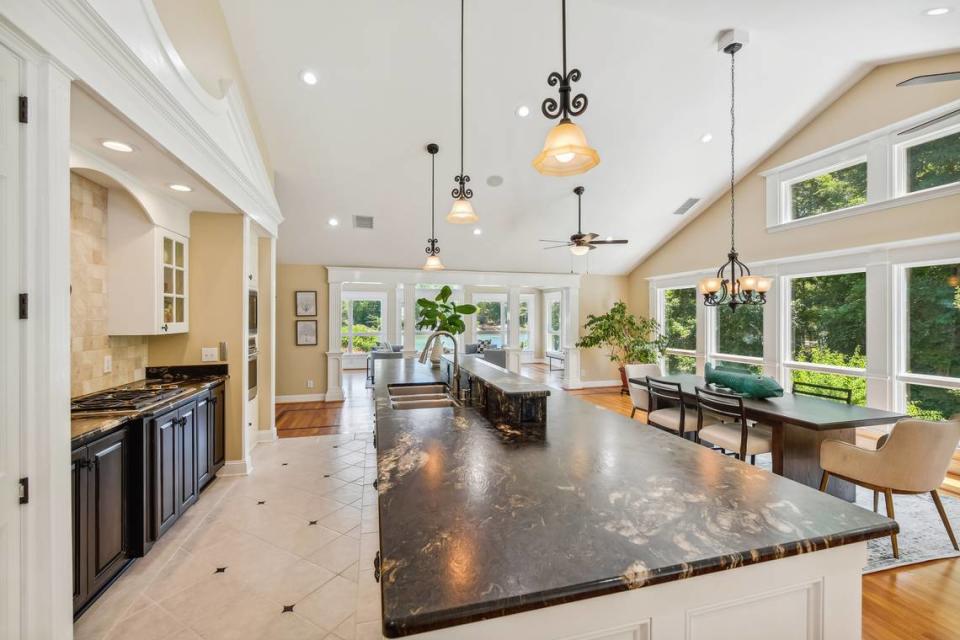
[569, 244, 591, 256]
[423, 255, 445, 271]
[533, 120, 600, 177]
[447, 197, 478, 224]
[699, 277, 723, 295]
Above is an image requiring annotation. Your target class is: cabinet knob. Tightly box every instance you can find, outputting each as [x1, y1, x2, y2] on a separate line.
[161, 323, 169, 332]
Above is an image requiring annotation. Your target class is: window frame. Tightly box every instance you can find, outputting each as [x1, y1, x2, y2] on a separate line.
[783, 155, 869, 222]
[894, 120, 960, 197]
[708, 303, 765, 373]
[472, 292, 508, 349]
[658, 286, 698, 372]
[544, 291, 563, 354]
[519, 293, 536, 353]
[340, 292, 387, 354]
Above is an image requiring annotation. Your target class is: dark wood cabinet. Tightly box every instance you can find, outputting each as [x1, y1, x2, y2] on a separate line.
[177, 401, 198, 512]
[196, 395, 211, 489]
[72, 427, 133, 616]
[152, 407, 179, 539]
[211, 383, 225, 471]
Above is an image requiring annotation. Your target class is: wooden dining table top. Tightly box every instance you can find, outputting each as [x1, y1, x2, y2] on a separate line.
[628, 373, 906, 431]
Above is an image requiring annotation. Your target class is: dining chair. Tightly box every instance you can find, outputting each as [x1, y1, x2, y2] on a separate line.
[793, 381, 853, 405]
[646, 377, 715, 439]
[694, 386, 773, 463]
[624, 364, 651, 419]
[819, 416, 960, 559]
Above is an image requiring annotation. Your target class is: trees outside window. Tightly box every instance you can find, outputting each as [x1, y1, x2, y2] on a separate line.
[474, 294, 507, 348]
[790, 162, 867, 220]
[341, 297, 384, 353]
[907, 131, 960, 193]
[663, 288, 696, 374]
[545, 292, 562, 353]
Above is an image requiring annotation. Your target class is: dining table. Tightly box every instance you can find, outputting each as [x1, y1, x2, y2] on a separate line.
[628, 373, 908, 501]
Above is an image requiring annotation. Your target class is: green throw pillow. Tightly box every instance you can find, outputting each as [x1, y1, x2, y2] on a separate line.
[704, 363, 783, 399]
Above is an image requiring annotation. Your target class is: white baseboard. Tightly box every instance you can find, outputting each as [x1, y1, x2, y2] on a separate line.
[277, 393, 326, 403]
[256, 427, 278, 443]
[575, 379, 623, 389]
[218, 457, 252, 477]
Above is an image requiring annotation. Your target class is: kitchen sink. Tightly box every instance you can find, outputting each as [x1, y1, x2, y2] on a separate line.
[388, 384, 458, 410]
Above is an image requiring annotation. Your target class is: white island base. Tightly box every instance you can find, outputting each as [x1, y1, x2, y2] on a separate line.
[406, 542, 865, 640]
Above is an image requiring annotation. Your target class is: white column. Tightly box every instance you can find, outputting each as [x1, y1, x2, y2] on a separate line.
[562, 287, 582, 388]
[326, 282, 345, 401]
[865, 258, 892, 410]
[387, 285, 400, 345]
[402, 283, 417, 358]
[505, 287, 522, 372]
[762, 265, 781, 382]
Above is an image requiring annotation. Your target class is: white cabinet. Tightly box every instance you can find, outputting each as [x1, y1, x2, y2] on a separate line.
[107, 189, 189, 335]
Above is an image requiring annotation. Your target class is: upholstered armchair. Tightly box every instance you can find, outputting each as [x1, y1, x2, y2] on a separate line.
[624, 364, 658, 419]
[819, 417, 960, 558]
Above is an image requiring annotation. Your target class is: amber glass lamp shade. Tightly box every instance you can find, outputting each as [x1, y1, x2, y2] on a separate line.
[446, 197, 478, 224]
[423, 255, 445, 271]
[532, 120, 600, 177]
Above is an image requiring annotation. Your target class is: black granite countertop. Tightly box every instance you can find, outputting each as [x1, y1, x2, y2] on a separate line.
[373, 358, 896, 637]
[447, 354, 551, 397]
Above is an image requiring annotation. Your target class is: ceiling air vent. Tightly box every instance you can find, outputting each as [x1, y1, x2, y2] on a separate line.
[353, 215, 374, 230]
[671, 198, 700, 216]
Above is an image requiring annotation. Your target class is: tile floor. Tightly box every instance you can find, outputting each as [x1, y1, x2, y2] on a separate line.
[74, 430, 383, 639]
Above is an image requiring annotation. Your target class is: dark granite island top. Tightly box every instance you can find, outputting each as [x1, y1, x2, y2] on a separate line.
[450, 354, 552, 397]
[374, 359, 896, 638]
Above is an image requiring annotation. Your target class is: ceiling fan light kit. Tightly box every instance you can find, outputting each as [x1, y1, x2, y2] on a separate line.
[533, 0, 600, 177]
[447, 0, 479, 224]
[699, 30, 771, 311]
[423, 143, 445, 271]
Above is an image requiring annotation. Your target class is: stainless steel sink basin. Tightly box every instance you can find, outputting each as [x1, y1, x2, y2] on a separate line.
[388, 384, 457, 410]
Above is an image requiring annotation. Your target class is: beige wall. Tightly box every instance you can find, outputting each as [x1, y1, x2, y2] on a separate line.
[577, 274, 630, 383]
[149, 213, 246, 461]
[70, 173, 148, 396]
[627, 52, 960, 317]
[152, 0, 272, 178]
[276, 264, 329, 397]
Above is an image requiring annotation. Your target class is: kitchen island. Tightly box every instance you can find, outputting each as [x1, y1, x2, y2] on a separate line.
[374, 357, 896, 640]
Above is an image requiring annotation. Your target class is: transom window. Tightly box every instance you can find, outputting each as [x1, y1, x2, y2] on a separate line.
[905, 129, 960, 194]
[789, 160, 867, 220]
[341, 294, 385, 354]
[661, 287, 696, 374]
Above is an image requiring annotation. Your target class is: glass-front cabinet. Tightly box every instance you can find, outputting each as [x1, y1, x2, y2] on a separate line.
[160, 234, 188, 333]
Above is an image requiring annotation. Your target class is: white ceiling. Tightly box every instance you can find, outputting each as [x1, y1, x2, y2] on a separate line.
[220, 0, 959, 275]
[70, 86, 238, 214]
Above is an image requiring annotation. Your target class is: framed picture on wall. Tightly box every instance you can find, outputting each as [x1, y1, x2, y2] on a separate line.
[295, 290, 317, 316]
[296, 320, 318, 346]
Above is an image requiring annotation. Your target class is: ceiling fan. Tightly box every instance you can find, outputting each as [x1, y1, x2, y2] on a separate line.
[896, 71, 960, 136]
[540, 186, 628, 255]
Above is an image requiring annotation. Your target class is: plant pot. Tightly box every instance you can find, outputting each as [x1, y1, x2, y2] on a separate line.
[430, 340, 443, 369]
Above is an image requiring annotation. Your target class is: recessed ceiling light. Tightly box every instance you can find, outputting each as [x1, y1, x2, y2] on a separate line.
[700, 133, 713, 143]
[328, 217, 339, 227]
[515, 105, 530, 118]
[486, 175, 504, 187]
[301, 70, 319, 85]
[473, 228, 482, 236]
[168, 184, 192, 192]
[925, 7, 951, 15]
[101, 140, 134, 153]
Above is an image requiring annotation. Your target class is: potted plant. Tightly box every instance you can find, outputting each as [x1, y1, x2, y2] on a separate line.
[415, 286, 477, 367]
[576, 301, 667, 391]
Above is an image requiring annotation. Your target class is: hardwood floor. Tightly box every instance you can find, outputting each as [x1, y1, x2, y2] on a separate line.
[276, 365, 958, 637]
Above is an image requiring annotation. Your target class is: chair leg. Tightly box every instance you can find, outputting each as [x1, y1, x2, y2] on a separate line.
[630, 407, 636, 419]
[931, 490, 959, 551]
[750, 454, 756, 465]
[884, 489, 899, 559]
[819, 471, 830, 492]
[873, 491, 879, 513]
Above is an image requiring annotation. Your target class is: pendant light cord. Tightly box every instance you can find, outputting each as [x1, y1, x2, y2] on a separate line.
[561, 0, 567, 76]
[729, 49, 736, 253]
[431, 150, 436, 239]
[460, 0, 465, 177]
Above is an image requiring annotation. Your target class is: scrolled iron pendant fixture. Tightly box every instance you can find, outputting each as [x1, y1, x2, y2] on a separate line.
[699, 31, 770, 311]
[533, 0, 600, 176]
[447, 0, 478, 224]
[424, 143, 445, 271]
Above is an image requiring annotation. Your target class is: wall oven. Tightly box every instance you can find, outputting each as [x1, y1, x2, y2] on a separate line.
[249, 289, 258, 335]
[248, 351, 258, 400]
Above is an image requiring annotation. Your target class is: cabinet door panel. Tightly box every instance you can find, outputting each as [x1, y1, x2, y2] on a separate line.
[196, 396, 211, 490]
[212, 385, 225, 469]
[71, 447, 88, 613]
[88, 429, 129, 593]
[153, 409, 178, 538]
[178, 403, 198, 511]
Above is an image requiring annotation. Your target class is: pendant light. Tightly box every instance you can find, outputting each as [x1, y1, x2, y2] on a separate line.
[533, 0, 600, 176]
[424, 143, 445, 271]
[447, 0, 478, 224]
[699, 31, 770, 311]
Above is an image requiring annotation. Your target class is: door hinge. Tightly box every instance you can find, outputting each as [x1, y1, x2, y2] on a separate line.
[18, 293, 27, 319]
[18, 96, 27, 124]
[18, 477, 28, 504]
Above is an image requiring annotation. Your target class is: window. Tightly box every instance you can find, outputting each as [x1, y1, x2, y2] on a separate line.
[414, 285, 460, 352]
[710, 302, 763, 374]
[519, 294, 536, 352]
[789, 161, 867, 220]
[900, 262, 960, 420]
[788, 272, 867, 405]
[906, 130, 960, 193]
[474, 293, 508, 348]
[662, 287, 696, 374]
[341, 295, 385, 353]
[545, 292, 562, 353]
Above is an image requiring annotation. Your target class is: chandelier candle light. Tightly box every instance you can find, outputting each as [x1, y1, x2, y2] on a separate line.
[424, 143, 445, 271]
[448, 0, 478, 224]
[533, 0, 600, 176]
[699, 30, 770, 311]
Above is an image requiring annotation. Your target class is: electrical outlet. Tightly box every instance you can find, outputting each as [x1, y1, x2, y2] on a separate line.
[306, 379, 315, 389]
[201, 347, 218, 362]
[103, 355, 112, 374]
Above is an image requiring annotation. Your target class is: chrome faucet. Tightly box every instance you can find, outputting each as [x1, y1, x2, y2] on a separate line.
[418, 331, 461, 400]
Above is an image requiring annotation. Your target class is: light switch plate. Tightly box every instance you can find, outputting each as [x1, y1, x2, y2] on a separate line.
[306, 379, 315, 389]
[103, 355, 112, 374]
[201, 347, 218, 362]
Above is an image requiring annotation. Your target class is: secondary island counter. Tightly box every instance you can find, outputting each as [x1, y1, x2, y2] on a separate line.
[374, 358, 896, 640]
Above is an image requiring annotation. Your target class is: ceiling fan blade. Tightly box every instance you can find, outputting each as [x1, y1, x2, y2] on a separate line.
[583, 232, 599, 241]
[543, 244, 573, 250]
[897, 107, 960, 136]
[539, 239, 570, 243]
[897, 71, 960, 87]
[590, 239, 629, 245]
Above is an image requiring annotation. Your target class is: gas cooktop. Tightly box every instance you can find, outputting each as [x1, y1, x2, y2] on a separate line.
[71, 385, 182, 413]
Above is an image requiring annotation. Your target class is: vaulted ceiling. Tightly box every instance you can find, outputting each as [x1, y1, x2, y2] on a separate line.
[220, 0, 959, 274]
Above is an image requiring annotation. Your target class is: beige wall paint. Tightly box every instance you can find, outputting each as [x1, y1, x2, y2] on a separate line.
[152, 0, 272, 178]
[627, 52, 960, 317]
[149, 213, 247, 461]
[277, 264, 329, 397]
[70, 173, 148, 396]
[578, 274, 630, 382]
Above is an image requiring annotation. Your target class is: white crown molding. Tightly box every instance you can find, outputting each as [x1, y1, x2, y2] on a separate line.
[326, 266, 582, 289]
[4, 0, 282, 235]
